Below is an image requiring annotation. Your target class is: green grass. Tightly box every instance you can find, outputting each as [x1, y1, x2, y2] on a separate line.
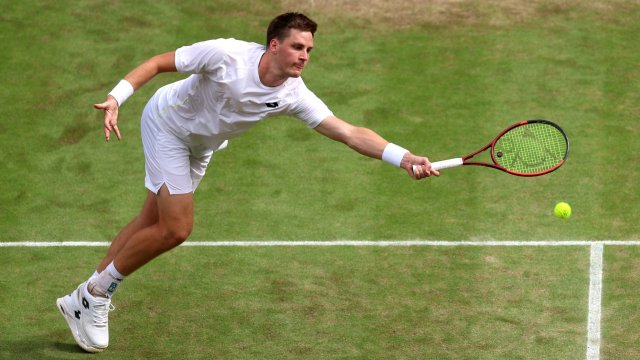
[601, 246, 640, 359]
[1, 1, 639, 241]
[1, 0, 640, 358]
[1, 246, 590, 359]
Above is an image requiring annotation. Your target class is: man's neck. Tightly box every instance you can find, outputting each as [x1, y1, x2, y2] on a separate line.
[258, 52, 287, 87]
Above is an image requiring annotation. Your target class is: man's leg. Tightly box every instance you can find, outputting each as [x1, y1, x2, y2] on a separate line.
[57, 185, 193, 352]
[109, 184, 193, 276]
[96, 191, 159, 273]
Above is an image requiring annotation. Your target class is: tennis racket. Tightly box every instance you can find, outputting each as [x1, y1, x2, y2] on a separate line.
[415, 120, 569, 177]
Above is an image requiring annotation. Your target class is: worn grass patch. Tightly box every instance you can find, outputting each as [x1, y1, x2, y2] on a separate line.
[282, 0, 640, 28]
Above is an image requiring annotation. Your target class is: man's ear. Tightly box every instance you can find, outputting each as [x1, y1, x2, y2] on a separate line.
[268, 38, 279, 53]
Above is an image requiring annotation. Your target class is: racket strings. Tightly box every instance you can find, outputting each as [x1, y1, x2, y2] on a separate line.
[494, 123, 568, 174]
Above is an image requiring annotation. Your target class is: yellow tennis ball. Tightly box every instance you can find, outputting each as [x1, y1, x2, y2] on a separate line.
[554, 202, 572, 219]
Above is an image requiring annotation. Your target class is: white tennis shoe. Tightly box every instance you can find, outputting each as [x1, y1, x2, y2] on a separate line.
[56, 282, 113, 353]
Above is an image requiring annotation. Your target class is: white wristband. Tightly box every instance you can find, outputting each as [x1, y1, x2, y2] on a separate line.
[381, 143, 409, 167]
[108, 80, 134, 107]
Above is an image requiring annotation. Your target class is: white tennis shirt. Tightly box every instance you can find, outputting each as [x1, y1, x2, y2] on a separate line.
[147, 38, 333, 151]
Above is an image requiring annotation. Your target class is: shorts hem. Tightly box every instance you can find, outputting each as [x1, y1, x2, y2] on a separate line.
[145, 181, 193, 196]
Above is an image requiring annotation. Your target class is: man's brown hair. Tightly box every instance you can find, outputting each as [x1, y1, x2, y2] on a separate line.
[266, 13, 317, 46]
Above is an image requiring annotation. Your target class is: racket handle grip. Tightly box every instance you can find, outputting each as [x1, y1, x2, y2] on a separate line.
[411, 158, 463, 175]
[431, 158, 464, 171]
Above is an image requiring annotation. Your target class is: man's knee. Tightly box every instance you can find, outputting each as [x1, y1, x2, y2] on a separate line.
[155, 186, 194, 248]
[160, 223, 192, 248]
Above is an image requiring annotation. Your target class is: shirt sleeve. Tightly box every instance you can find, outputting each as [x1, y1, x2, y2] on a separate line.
[175, 39, 232, 74]
[289, 82, 334, 128]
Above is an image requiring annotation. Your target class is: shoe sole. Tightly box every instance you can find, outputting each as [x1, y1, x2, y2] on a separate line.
[56, 296, 105, 353]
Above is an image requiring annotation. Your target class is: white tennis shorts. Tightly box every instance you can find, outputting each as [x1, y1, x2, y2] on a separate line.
[140, 105, 218, 195]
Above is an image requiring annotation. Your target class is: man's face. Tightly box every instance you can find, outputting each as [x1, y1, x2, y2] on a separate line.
[272, 29, 314, 78]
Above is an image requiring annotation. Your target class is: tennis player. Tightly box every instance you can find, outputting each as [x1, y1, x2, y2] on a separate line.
[56, 12, 438, 352]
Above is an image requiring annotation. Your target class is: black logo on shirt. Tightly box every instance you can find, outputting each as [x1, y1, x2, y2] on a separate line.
[265, 102, 279, 108]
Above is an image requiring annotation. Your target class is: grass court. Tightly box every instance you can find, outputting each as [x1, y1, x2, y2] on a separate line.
[1, 1, 639, 358]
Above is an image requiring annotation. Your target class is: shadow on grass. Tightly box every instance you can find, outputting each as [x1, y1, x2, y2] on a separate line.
[53, 341, 86, 354]
[0, 338, 87, 360]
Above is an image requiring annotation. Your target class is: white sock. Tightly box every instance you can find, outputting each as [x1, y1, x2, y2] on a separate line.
[88, 262, 125, 298]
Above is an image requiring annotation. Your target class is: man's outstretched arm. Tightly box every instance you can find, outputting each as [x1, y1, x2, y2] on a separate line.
[314, 115, 439, 179]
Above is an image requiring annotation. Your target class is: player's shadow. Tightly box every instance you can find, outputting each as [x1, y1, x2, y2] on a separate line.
[53, 341, 85, 354]
[0, 338, 85, 360]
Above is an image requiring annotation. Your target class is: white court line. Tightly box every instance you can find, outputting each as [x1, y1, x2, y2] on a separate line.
[1, 240, 640, 247]
[587, 243, 604, 360]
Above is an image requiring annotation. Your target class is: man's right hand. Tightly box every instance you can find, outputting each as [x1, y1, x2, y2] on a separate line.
[94, 96, 121, 142]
